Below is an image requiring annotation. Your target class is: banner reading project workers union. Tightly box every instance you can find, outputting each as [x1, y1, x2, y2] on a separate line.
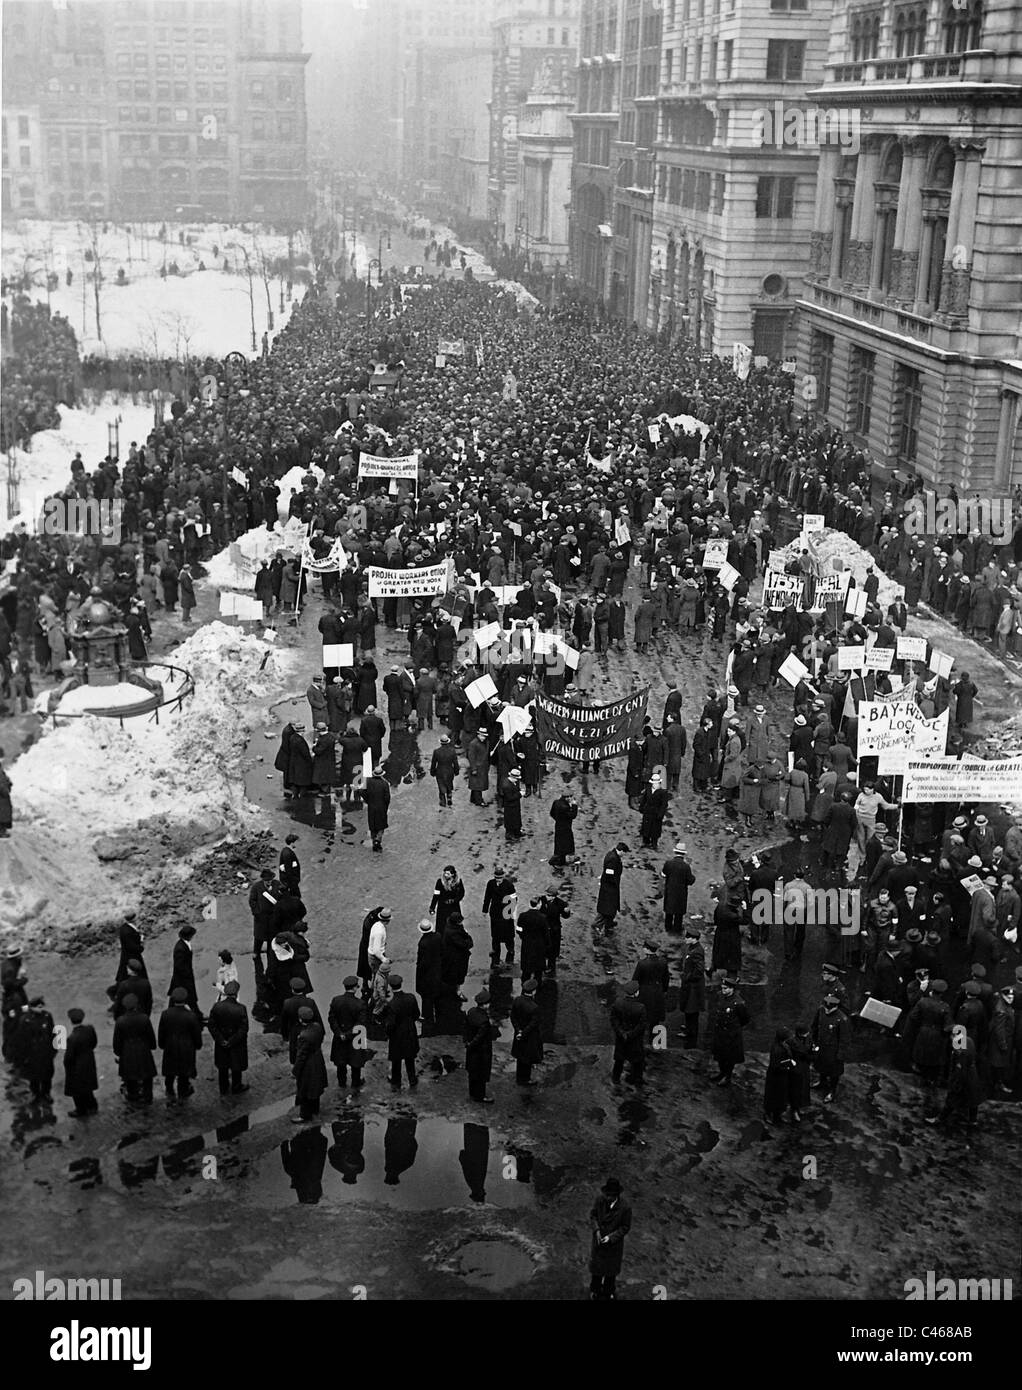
[367, 560, 453, 599]
[534, 688, 649, 762]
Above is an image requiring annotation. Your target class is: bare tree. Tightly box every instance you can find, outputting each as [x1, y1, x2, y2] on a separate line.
[83, 216, 105, 343]
[252, 236, 275, 331]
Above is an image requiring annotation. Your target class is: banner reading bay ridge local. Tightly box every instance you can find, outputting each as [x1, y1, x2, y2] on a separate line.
[367, 559, 453, 599]
[534, 689, 649, 762]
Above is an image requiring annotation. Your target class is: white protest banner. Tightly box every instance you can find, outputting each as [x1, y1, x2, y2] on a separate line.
[367, 561, 451, 599]
[322, 643, 354, 668]
[507, 521, 522, 537]
[358, 452, 419, 480]
[928, 649, 954, 680]
[845, 588, 867, 618]
[860, 998, 903, 1029]
[361, 749, 374, 781]
[778, 653, 812, 688]
[762, 571, 803, 608]
[911, 708, 949, 757]
[614, 519, 631, 547]
[231, 466, 248, 489]
[533, 630, 554, 656]
[301, 537, 349, 574]
[648, 423, 661, 444]
[466, 674, 498, 708]
[437, 338, 465, 357]
[218, 591, 238, 617]
[473, 621, 501, 651]
[810, 571, 851, 610]
[732, 342, 753, 381]
[897, 636, 928, 662]
[802, 514, 825, 533]
[235, 595, 264, 621]
[717, 560, 740, 592]
[702, 538, 729, 570]
[902, 754, 1022, 803]
[863, 645, 895, 671]
[837, 645, 866, 671]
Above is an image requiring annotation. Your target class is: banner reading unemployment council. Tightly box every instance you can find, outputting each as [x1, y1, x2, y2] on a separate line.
[357, 452, 420, 479]
[367, 560, 453, 599]
[534, 689, 649, 762]
[902, 755, 1022, 803]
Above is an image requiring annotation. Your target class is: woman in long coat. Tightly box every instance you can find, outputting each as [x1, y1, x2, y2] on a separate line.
[788, 1024, 813, 1118]
[691, 721, 716, 790]
[354, 659, 378, 715]
[292, 1013, 328, 1118]
[519, 728, 543, 795]
[738, 764, 762, 820]
[763, 1027, 795, 1123]
[287, 727, 314, 794]
[719, 729, 743, 804]
[550, 792, 578, 864]
[274, 723, 296, 796]
[596, 846, 623, 925]
[786, 758, 811, 828]
[710, 900, 742, 976]
[311, 727, 337, 790]
[430, 865, 466, 932]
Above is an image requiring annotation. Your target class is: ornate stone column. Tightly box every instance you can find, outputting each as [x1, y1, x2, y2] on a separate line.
[830, 176, 855, 283]
[846, 135, 880, 289]
[940, 140, 985, 321]
[891, 136, 926, 303]
[810, 148, 841, 278]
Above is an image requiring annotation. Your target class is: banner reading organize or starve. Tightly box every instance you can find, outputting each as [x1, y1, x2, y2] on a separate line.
[533, 689, 649, 762]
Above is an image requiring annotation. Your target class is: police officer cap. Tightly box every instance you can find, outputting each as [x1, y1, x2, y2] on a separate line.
[623, 981, 640, 995]
[970, 964, 987, 978]
[224, 981, 240, 997]
[171, 987, 188, 1003]
[290, 977, 306, 991]
[522, 978, 538, 994]
[964, 981, 981, 997]
[930, 980, 948, 994]
[343, 975, 360, 989]
[389, 974, 403, 989]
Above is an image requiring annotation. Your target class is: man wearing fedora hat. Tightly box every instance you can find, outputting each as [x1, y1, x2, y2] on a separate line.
[464, 989, 497, 1102]
[589, 1177, 632, 1300]
[662, 843, 695, 933]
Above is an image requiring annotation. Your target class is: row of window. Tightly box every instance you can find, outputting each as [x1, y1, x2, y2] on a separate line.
[849, 1, 983, 61]
[813, 333, 923, 462]
[113, 26, 227, 46]
[576, 126, 612, 167]
[116, 80, 230, 102]
[657, 165, 727, 215]
[115, 51, 228, 74]
[578, 38, 802, 108]
[45, 131, 103, 154]
[581, 0, 808, 55]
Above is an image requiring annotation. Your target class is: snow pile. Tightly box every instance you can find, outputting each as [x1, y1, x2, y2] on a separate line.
[490, 279, 540, 309]
[2, 622, 295, 939]
[655, 412, 711, 439]
[774, 528, 903, 609]
[2, 219, 310, 360]
[0, 394, 161, 536]
[204, 515, 309, 590]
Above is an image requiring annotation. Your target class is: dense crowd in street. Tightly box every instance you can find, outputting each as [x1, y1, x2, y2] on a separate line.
[1, 215, 1021, 1296]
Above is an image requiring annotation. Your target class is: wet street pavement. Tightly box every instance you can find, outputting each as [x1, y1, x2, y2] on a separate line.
[2, 568, 1020, 1300]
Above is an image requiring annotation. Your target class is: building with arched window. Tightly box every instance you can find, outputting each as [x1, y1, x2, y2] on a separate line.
[796, 0, 1022, 491]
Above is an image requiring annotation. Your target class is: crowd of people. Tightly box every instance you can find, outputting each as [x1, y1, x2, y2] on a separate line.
[0, 298, 80, 447]
[1, 210, 1021, 1299]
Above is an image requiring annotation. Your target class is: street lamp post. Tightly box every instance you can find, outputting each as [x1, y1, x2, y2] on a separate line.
[366, 256, 382, 326]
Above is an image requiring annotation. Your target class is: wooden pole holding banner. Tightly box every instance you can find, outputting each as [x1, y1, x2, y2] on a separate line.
[294, 519, 312, 623]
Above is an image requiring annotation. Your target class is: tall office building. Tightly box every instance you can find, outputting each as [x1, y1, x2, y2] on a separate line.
[1, 0, 309, 222]
[797, 0, 1022, 488]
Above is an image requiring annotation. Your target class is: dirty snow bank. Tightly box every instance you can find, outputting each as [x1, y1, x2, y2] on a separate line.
[775, 528, 903, 609]
[0, 621, 298, 943]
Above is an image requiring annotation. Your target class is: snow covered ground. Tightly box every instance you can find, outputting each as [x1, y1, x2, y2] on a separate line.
[2, 219, 309, 360]
[0, 394, 163, 537]
[775, 528, 904, 609]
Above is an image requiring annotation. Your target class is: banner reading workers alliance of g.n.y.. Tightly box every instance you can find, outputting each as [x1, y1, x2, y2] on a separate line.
[534, 689, 649, 762]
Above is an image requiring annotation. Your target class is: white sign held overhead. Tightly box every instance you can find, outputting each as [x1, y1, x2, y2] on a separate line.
[802, 514, 825, 532]
[845, 588, 867, 618]
[777, 653, 812, 688]
[702, 538, 729, 570]
[863, 646, 895, 671]
[928, 649, 954, 680]
[473, 621, 502, 651]
[466, 674, 498, 708]
[897, 636, 928, 662]
[322, 643, 354, 668]
[716, 560, 741, 592]
[837, 645, 866, 671]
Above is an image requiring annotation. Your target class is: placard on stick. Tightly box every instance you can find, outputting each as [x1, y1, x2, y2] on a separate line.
[845, 588, 867, 618]
[466, 674, 498, 707]
[322, 643, 354, 668]
[897, 636, 927, 662]
[777, 653, 811, 688]
[928, 649, 954, 680]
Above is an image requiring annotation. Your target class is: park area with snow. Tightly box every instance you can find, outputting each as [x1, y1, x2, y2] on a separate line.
[2, 218, 310, 360]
